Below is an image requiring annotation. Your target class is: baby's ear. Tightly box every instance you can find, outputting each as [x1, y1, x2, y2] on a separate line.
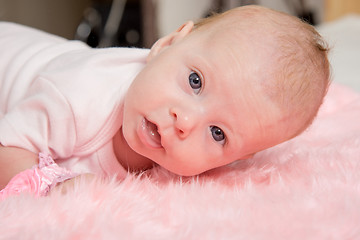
[146, 21, 194, 62]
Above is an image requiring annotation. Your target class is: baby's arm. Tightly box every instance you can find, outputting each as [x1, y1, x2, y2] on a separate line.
[0, 145, 38, 189]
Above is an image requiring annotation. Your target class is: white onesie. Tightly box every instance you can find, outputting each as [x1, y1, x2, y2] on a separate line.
[0, 22, 149, 178]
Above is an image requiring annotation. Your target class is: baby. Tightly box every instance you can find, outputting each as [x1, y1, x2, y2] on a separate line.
[0, 6, 330, 193]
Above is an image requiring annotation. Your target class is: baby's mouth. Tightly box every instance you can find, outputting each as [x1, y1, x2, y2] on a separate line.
[141, 118, 162, 148]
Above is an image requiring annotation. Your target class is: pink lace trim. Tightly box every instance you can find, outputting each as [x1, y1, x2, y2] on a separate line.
[0, 153, 77, 200]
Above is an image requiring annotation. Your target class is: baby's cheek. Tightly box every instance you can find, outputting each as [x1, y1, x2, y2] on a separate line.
[182, 155, 216, 174]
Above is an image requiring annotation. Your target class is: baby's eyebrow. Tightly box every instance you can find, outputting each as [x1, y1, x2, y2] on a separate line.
[190, 54, 213, 82]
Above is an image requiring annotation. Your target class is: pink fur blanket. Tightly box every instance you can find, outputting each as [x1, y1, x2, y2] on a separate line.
[1, 83, 360, 239]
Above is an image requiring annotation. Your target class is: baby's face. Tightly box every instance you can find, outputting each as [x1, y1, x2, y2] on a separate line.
[122, 22, 285, 176]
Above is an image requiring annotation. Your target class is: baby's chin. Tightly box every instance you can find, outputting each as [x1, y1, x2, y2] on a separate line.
[158, 163, 208, 177]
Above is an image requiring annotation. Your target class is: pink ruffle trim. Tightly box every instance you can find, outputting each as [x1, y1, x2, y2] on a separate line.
[0, 153, 77, 200]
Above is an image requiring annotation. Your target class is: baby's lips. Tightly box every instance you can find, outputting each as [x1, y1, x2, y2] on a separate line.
[141, 118, 162, 148]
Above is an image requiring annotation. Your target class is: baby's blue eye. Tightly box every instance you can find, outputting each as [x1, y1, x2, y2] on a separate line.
[210, 126, 225, 144]
[189, 72, 202, 94]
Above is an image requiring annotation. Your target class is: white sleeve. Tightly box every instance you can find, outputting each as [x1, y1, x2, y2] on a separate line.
[0, 76, 77, 158]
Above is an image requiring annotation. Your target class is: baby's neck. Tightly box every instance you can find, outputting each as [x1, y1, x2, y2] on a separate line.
[112, 128, 154, 172]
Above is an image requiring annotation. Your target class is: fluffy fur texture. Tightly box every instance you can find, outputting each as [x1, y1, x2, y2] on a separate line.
[1, 83, 359, 240]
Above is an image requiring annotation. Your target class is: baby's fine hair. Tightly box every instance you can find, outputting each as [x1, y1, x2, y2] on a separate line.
[194, 5, 331, 138]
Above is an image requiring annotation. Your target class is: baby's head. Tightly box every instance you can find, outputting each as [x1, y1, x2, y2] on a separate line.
[121, 5, 330, 176]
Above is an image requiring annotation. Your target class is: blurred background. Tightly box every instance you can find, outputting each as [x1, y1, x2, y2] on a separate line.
[0, 0, 359, 48]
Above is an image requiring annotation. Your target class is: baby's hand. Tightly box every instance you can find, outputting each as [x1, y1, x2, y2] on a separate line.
[54, 173, 94, 195]
[0, 153, 77, 200]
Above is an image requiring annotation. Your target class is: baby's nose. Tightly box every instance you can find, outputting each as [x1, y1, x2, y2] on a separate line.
[170, 107, 200, 139]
